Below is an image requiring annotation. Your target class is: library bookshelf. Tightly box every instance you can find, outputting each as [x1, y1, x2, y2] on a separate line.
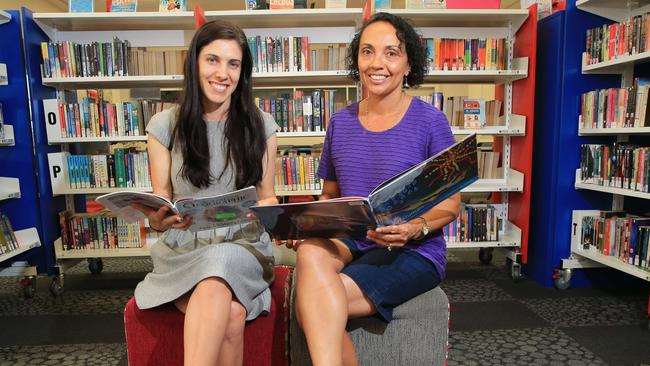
[0, 10, 46, 298]
[537, 1, 650, 330]
[24, 5, 538, 289]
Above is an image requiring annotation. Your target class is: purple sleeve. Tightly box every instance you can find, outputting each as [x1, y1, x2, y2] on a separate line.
[427, 109, 456, 157]
[317, 116, 337, 181]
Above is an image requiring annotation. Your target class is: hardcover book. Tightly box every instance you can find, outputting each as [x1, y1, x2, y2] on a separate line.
[159, 0, 186, 12]
[251, 134, 479, 240]
[96, 186, 257, 232]
[69, 0, 94, 12]
[463, 99, 486, 128]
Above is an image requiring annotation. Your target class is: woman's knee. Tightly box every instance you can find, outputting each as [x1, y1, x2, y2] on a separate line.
[224, 302, 246, 342]
[296, 239, 345, 271]
[193, 277, 232, 299]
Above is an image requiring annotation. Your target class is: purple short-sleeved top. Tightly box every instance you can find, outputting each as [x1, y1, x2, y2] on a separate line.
[317, 97, 456, 279]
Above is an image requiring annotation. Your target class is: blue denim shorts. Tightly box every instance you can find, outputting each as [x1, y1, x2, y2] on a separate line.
[339, 239, 442, 322]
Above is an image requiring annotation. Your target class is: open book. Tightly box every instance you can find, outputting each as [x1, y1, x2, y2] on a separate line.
[96, 186, 258, 232]
[251, 134, 479, 240]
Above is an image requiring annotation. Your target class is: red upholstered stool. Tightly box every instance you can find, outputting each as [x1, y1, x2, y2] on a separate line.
[124, 265, 293, 366]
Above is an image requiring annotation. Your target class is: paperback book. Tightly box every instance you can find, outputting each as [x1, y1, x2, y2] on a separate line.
[69, 0, 94, 12]
[159, 0, 186, 12]
[109, 0, 138, 12]
[251, 134, 479, 240]
[96, 186, 258, 232]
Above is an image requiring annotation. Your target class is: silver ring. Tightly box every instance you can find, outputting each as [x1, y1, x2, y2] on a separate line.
[387, 244, 392, 251]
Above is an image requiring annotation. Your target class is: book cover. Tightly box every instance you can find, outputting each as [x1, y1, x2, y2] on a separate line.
[463, 99, 486, 128]
[251, 134, 479, 240]
[109, 0, 138, 12]
[269, 0, 294, 9]
[159, 0, 186, 12]
[96, 186, 258, 232]
[69, 0, 94, 12]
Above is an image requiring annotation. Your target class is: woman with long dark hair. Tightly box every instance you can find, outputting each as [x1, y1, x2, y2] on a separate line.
[132, 20, 279, 365]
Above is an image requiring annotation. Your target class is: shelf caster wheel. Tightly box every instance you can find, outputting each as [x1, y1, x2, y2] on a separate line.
[552, 268, 572, 290]
[478, 248, 493, 265]
[88, 258, 103, 275]
[20, 276, 36, 299]
[50, 277, 65, 296]
[510, 262, 522, 283]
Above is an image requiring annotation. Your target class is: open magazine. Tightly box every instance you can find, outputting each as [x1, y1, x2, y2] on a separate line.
[96, 186, 258, 232]
[251, 134, 479, 240]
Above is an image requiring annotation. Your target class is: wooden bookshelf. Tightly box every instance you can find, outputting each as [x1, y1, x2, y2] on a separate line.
[204, 9, 363, 28]
[33, 11, 195, 31]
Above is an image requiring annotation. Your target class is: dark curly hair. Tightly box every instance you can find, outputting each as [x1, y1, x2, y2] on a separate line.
[346, 12, 427, 88]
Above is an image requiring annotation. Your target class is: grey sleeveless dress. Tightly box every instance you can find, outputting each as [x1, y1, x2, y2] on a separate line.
[134, 107, 279, 320]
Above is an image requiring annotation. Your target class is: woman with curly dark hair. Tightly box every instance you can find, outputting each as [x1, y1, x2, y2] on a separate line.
[282, 12, 460, 365]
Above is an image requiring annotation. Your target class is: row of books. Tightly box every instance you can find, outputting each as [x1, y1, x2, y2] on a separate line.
[424, 38, 508, 72]
[579, 78, 650, 129]
[0, 213, 19, 256]
[275, 147, 322, 192]
[66, 149, 151, 189]
[248, 36, 346, 73]
[580, 143, 649, 193]
[580, 212, 650, 270]
[40, 38, 132, 79]
[256, 90, 343, 133]
[70, 0, 186, 13]
[477, 150, 501, 179]
[443, 204, 503, 243]
[584, 13, 650, 65]
[439, 95, 502, 128]
[127, 48, 187, 77]
[58, 211, 145, 251]
[50, 99, 144, 139]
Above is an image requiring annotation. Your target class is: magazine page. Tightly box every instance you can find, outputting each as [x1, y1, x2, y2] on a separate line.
[368, 134, 479, 226]
[96, 191, 176, 222]
[175, 186, 258, 232]
[250, 199, 376, 240]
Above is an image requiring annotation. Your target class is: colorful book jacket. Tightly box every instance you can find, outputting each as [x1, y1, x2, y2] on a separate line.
[251, 134, 479, 240]
[69, 0, 94, 12]
[159, 0, 186, 12]
[109, 0, 138, 12]
[96, 186, 257, 232]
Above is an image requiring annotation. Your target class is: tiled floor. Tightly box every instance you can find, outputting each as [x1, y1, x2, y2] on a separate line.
[0, 250, 649, 365]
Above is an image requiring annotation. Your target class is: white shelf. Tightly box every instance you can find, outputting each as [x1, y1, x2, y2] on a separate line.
[462, 168, 524, 193]
[0, 177, 20, 201]
[41, 71, 353, 89]
[572, 249, 650, 282]
[451, 114, 526, 136]
[446, 220, 521, 249]
[33, 11, 196, 31]
[276, 189, 322, 196]
[0, 10, 10, 25]
[253, 71, 353, 87]
[55, 237, 151, 259]
[576, 0, 650, 22]
[424, 57, 528, 84]
[48, 135, 148, 144]
[276, 131, 326, 138]
[582, 51, 650, 74]
[0, 228, 41, 264]
[42, 75, 184, 89]
[386, 9, 529, 32]
[55, 186, 153, 195]
[574, 169, 650, 200]
[0, 124, 15, 146]
[0, 63, 7, 85]
[578, 126, 650, 135]
[204, 8, 363, 28]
